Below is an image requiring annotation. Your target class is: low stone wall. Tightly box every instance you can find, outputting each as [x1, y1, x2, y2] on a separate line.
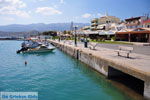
[51, 42, 108, 76]
[78, 51, 108, 76]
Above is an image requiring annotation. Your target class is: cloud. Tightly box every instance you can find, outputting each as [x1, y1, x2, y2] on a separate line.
[97, 13, 106, 17]
[0, 0, 26, 8]
[60, 0, 64, 4]
[82, 13, 91, 18]
[34, 0, 46, 2]
[0, 0, 30, 18]
[52, 0, 65, 8]
[0, 6, 30, 18]
[36, 7, 62, 16]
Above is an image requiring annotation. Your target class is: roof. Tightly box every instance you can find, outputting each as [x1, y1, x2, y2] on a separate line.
[99, 30, 115, 35]
[116, 28, 150, 34]
[126, 23, 139, 26]
[125, 16, 142, 21]
[142, 19, 150, 24]
[76, 30, 99, 35]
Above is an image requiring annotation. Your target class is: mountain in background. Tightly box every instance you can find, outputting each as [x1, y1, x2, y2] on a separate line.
[0, 30, 40, 37]
[0, 23, 90, 32]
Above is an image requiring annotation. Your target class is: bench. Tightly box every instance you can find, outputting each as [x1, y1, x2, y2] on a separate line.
[115, 46, 133, 58]
[88, 43, 99, 50]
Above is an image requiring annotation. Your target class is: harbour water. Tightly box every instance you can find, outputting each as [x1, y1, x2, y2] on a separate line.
[0, 40, 135, 100]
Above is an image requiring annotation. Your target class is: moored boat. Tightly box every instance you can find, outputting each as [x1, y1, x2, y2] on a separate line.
[17, 40, 55, 53]
[21, 45, 55, 53]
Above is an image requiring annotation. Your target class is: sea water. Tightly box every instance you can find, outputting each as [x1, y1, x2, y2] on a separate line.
[0, 40, 135, 100]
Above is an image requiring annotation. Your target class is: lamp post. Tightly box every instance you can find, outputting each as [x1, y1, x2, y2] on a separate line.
[74, 26, 78, 46]
[84, 34, 88, 48]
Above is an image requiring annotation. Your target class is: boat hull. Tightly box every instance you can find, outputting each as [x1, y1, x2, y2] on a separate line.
[22, 48, 55, 53]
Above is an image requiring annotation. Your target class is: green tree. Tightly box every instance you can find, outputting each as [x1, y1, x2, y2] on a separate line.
[42, 31, 57, 36]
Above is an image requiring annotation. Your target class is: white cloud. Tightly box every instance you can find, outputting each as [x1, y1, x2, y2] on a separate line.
[36, 7, 62, 16]
[34, 0, 46, 2]
[0, 6, 30, 18]
[0, 0, 26, 8]
[0, 0, 30, 18]
[82, 13, 91, 18]
[52, 0, 65, 9]
[60, 0, 64, 4]
[97, 13, 106, 17]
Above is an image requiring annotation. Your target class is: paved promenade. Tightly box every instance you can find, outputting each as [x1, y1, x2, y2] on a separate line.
[67, 41, 150, 75]
[63, 40, 150, 55]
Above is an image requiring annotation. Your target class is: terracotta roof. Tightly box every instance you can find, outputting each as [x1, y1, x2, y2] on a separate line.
[142, 19, 150, 24]
[116, 28, 150, 34]
[116, 31, 150, 34]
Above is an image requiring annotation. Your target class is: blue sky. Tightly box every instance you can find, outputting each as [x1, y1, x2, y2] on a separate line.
[0, 0, 149, 25]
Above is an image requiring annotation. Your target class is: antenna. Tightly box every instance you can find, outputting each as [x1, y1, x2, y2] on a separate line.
[70, 21, 73, 31]
[105, 10, 108, 16]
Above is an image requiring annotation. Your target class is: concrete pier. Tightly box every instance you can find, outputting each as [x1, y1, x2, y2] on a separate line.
[49, 40, 150, 99]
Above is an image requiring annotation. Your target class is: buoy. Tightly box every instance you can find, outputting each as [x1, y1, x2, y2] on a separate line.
[25, 61, 27, 66]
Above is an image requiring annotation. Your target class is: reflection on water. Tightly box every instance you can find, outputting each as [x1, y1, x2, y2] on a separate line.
[19, 51, 55, 56]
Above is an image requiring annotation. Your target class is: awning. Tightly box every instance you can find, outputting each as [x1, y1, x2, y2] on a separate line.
[116, 31, 150, 34]
[99, 31, 115, 35]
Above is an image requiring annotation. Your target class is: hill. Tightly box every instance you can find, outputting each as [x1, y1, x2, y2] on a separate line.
[0, 23, 89, 32]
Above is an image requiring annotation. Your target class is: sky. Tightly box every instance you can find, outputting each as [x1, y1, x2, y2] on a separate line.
[0, 0, 150, 25]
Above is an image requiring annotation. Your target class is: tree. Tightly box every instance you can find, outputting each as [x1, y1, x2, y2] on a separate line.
[63, 30, 71, 34]
[42, 31, 57, 36]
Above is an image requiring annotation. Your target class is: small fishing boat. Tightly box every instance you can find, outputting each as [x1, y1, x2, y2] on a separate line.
[21, 45, 55, 53]
[17, 40, 55, 53]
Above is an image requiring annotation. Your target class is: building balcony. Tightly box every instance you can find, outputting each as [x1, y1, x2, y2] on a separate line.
[90, 26, 98, 31]
[91, 23, 98, 26]
[91, 18, 98, 23]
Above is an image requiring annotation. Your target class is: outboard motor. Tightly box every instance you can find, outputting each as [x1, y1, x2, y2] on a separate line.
[16, 50, 21, 54]
[16, 47, 29, 54]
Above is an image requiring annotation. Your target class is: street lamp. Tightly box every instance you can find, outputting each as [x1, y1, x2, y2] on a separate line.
[74, 26, 78, 46]
[84, 34, 88, 48]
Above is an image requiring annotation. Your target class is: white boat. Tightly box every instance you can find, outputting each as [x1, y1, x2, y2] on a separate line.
[22, 45, 55, 53]
[17, 40, 55, 53]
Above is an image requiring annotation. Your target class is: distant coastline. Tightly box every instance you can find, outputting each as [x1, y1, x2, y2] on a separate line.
[0, 37, 23, 40]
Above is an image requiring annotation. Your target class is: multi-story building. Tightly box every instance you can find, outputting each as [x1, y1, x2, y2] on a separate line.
[82, 26, 91, 30]
[125, 16, 148, 29]
[142, 18, 150, 28]
[98, 15, 120, 24]
[91, 15, 121, 30]
[91, 18, 99, 30]
[116, 16, 150, 43]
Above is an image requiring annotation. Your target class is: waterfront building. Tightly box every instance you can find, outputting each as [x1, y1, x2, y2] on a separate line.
[115, 15, 150, 43]
[91, 18, 99, 31]
[81, 14, 150, 42]
[125, 16, 148, 29]
[82, 26, 91, 30]
[116, 28, 150, 42]
[142, 18, 150, 28]
[91, 14, 121, 31]
[79, 14, 121, 40]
